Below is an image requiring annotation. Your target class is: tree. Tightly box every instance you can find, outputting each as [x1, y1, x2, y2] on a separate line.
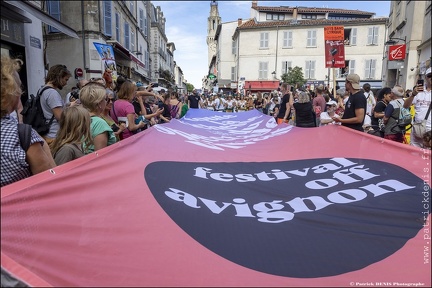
[186, 83, 194, 92]
[281, 66, 307, 88]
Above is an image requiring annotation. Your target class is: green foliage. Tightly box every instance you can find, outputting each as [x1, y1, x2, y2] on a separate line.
[281, 66, 307, 88]
[186, 83, 194, 92]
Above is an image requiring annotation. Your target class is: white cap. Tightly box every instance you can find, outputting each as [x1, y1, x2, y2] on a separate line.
[326, 100, 337, 106]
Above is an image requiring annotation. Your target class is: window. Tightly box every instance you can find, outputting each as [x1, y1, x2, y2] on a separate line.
[301, 14, 317, 19]
[266, 13, 285, 20]
[260, 32, 269, 49]
[139, 9, 144, 31]
[231, 67, 236, 81]
[305, 61, 316, 79]
[232, 40, 237, 55]
[283, 31, 293, 48]
[131, 30, 135, 52]
[259, 62, 268, 79]
[364, 59, 376, 79]
[367, 27, 379, 45]
[124, 22, 130, 50]
[307, 30, 317, 47]
[281, 61, 292, 74]
[47, 0, 60, 33]
[103, 1, 112, 37]
[139, 45, 143, 61]
[115, 13, 120, 41]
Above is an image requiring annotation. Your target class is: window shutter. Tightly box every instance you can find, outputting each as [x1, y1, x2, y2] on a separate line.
[373, 27, 379, 45]
[365, 60, 371, 78]
[288, 31, 293, 47]
[312, 30, 316, 46]
[306, 61, 310, 78]
[310, 61, 315, 79]
[283, 31, 288, 47]
[370, 59, 376, 78]
[307, 30, 311, 46]
[367, 27, 373, 45]
[115, 13, 120, 40]
[48, 1, 61, 33]
[103, 1, 112, 36]
[350, 28, 357, 45]
[124, 22, 130, 50]
[349, 60, 356, 74]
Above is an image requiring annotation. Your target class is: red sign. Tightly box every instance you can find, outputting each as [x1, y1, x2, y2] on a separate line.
[324, 26, 345, 68]
[74, 68, 83, 78]
[388, 44, 406, 61]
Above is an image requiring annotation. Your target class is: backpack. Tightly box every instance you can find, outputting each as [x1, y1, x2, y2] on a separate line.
[394, 100, 412, 129]
[17, 123, 32, 152]
[21, 86, 55, 136]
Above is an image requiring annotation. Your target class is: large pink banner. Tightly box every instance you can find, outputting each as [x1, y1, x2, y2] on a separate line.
[1, 110, 430, 287]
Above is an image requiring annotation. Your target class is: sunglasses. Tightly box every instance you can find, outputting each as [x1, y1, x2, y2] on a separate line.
[106, 97, 114, 103]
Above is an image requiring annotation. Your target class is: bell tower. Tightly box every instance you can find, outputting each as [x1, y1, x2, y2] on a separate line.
[207, 1, 221, 67]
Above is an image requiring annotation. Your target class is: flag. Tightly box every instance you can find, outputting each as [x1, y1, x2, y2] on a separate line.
[1, 110, 430, 287]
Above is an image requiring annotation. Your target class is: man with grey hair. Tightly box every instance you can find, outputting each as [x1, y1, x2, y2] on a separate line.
[383, 85, 406, 143]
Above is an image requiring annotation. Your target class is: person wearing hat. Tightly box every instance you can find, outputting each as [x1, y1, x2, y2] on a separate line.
[320, 100, 341, 126]
[332, 73, 366, 131]
[404, 67, 431, 147]
[382, 85, 406, 143]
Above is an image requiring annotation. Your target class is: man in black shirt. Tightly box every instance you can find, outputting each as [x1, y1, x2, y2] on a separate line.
[333, 74, 366, 131]
[188, 89, 202, 109]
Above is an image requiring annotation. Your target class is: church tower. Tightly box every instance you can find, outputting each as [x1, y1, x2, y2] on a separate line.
[207, 1, 221, 67]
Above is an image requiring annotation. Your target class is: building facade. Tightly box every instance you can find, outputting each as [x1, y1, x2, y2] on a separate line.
[384, 0, 431, 89]
[208, 1, 388, 95]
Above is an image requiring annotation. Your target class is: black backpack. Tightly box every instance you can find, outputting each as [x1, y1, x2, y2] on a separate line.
[21, 86, 55, 136]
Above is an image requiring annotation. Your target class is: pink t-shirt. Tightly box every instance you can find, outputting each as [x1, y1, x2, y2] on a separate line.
[111, 99, 135, 139]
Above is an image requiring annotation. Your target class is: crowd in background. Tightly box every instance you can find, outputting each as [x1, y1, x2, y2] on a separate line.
[1, 54, 431, 188]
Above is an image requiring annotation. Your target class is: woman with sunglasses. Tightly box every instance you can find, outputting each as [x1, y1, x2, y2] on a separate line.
[79, 82, 117, 152]
[101, 89, 126, 141]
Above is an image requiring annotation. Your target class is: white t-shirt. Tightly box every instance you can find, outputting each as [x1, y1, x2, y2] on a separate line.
[319, 112, 341, 126]
[412, 89, 431, 131]
[364, 91, 376, 115]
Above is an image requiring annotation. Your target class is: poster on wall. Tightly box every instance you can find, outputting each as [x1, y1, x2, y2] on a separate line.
[93, 42, 118, 81]
[324, 26, 345, 68]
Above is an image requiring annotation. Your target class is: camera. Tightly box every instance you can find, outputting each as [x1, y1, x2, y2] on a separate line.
[69, 90, 79, 101]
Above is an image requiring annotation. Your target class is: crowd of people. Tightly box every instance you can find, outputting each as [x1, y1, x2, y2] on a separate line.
[1, 54, 431, 188]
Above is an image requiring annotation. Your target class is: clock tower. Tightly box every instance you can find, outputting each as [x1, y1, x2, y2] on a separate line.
[207, 1, 221, 67]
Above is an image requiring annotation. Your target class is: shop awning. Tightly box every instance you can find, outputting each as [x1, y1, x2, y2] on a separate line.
[244, 80, 279, 91]
[3, 1, 78, 38]
[130, 54, 145, 68]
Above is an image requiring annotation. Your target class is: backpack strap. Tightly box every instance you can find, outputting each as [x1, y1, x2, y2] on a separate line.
[38, 86, 55, 124]
[425, 102, 432, 120]
[17, 123, 32, 152]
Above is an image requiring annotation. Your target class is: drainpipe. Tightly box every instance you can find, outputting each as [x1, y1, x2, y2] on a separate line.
[275, 25, 279, 80]
[81, 0, 87, 74]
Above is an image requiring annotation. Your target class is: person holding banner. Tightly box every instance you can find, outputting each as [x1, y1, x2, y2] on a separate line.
[276, 83, 293, 124]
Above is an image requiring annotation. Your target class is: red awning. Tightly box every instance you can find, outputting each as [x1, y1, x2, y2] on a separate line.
[244, 80, 279, 91]
[130, 54, 145, 68]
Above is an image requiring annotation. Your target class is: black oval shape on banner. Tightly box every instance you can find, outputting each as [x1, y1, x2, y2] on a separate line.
[144, 158, 429, 278]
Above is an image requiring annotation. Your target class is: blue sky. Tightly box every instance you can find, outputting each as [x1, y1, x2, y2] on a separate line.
[153, 1, 391, 89]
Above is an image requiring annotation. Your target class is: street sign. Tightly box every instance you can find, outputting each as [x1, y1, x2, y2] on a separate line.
[75, 68, 83, 78]
[388, 44, 406, 61]
[208, 73, 216, 80]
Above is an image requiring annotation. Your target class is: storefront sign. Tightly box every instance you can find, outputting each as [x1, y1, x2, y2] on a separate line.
[388, 44, 406, 61]
[1, 17, 24, 46]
